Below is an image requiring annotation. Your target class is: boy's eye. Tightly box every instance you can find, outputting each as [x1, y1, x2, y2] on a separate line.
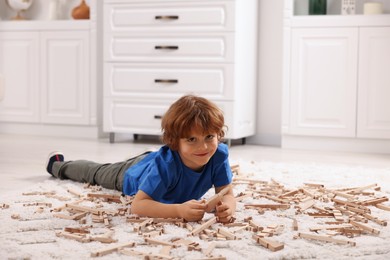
[206, 135, 215, 140]
[187, 137, 196, 143]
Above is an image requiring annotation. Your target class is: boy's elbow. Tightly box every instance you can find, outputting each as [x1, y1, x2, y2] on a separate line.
[130, 200, 142, 215]
[131, 190, 150, 215]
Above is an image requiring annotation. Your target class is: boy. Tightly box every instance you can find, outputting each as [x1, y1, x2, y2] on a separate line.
[46, 95, 236, 222]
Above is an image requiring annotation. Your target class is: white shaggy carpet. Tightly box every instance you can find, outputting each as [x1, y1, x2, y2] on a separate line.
[1, 160, 390, 260]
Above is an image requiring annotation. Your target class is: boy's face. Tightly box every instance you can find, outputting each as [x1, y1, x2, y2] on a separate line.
[178, 130, 219, 172]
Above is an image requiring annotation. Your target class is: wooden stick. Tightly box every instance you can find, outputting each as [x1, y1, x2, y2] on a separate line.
[360, 197, 389, 206]
[233, 178, 268, 184]
[332, 191, 356, 200]
[298, 232, 356, 246]
[90, 235, 117, 244]
[159, 245, 172, 256]
[217, 227, 236, 240]
[245, 204, 290, 210]
[307, 212, 334, 218]
[309, 224, 353, 232]
[23, 202, 52, 207]
[253, 235, 284, 251]
[119, 248, 174, 260]
[248, 219, 263, 232]
[279, 189, 300, 198]
[191, 217, 217, 236]
[349, 220, 380, 235]
[348, 183, 378, 193]
[65, 203, 117, 215]
[205, 186, 231, 212]
[19, 239, 57, 245]
[144, 238, 177, 247]
[332, 198, 369, 212]
[298, 199, 315, 211]
[361, 213, 387, 226]
[55, 231, 89, 243]
[87, 193, 122, 203]
[133, 218, 153, 232]
[152, 218, 185, 223]
[67, 188, 83, 197]
[90, 242, 135, 257]
[64, 227, 90, 234]
[292, 218, 298, 231]
[304, 183, 324, 188]
[376, 203, 390, 211]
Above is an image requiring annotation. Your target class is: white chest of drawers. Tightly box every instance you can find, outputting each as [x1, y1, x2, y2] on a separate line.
[103, 0, 258, 142]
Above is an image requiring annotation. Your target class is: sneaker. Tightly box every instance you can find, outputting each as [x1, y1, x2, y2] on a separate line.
[46, 151, 64, 175]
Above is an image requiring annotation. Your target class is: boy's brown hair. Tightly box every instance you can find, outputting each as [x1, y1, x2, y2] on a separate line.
[161, 95, 226, 150]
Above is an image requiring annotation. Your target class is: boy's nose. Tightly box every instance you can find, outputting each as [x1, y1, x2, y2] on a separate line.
[199, 141, 208, 149]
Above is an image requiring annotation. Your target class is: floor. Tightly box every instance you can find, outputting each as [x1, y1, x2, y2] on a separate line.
[1, 133, 389, 195]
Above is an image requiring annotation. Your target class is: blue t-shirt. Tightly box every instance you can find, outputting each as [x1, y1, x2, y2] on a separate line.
[122, 143, 233, 203]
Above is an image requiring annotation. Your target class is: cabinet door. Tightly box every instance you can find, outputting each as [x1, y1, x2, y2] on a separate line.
[357, 27, 390, 139]
[0, 32, 39, 122]
[289, 28, 358, 137]
[40, 31, 90, 125]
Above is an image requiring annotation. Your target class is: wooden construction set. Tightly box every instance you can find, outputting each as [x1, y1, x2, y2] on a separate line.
[1, 164, 389, 259]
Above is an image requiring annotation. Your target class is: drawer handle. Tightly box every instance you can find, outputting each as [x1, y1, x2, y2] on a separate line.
[155, 79, 178, 84]
[154, 115, 163, 119]
[155, 15, 179, 20]
[155, 45, 179, 50]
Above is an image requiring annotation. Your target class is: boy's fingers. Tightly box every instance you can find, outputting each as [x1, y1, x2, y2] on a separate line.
[192, 202, 206, 210]
[193, 209, 205, 218]
[219, 216, 232, 223]
[216, 203, 228, 212]
[188, 200, 206, 208]
[217, 210, 229, 218]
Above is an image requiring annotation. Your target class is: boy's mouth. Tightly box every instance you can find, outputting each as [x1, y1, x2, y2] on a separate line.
[194, 152, 209, 157]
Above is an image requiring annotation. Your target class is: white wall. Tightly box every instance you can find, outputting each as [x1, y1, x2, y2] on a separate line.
[247, 0, 284, 146]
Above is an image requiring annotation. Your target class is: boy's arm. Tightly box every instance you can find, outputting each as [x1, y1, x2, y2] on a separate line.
[131, 190, 206, 222]
[214, 184, 236, 223]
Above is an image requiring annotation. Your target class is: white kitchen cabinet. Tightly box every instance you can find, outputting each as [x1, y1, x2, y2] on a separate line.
[0, 0, 99, 138]
[289, 28, 358, 137]
[0, 32, 40, 122]
[283, 0, 390, 153]
[40, 30, 90, 125]
[357, 27, 390, 139]
[103, 0, 258, 142]
[0, 26, 91, 126]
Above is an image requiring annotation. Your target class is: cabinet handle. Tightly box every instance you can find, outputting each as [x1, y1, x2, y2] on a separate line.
[154, 115, 163, 119]
[155, 15, 179, 20]
[155, 79, 178, 84]
[155, 45, 179, 50]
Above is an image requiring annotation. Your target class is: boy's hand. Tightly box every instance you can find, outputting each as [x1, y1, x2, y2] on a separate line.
[215, 201, 233, 223]
[180, 199, 206, 222]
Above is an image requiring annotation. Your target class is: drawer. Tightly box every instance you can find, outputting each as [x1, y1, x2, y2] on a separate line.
[104, 98, 169, 134]
[104, 33, 234, 62]
[104, 63, 234, 99]
[103, 98, 237, 137]
[104, 1, 234, 32]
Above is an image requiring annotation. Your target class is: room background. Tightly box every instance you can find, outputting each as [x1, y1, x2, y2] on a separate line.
[0, 0, 283, 146]
[0, 0, 389, 154]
